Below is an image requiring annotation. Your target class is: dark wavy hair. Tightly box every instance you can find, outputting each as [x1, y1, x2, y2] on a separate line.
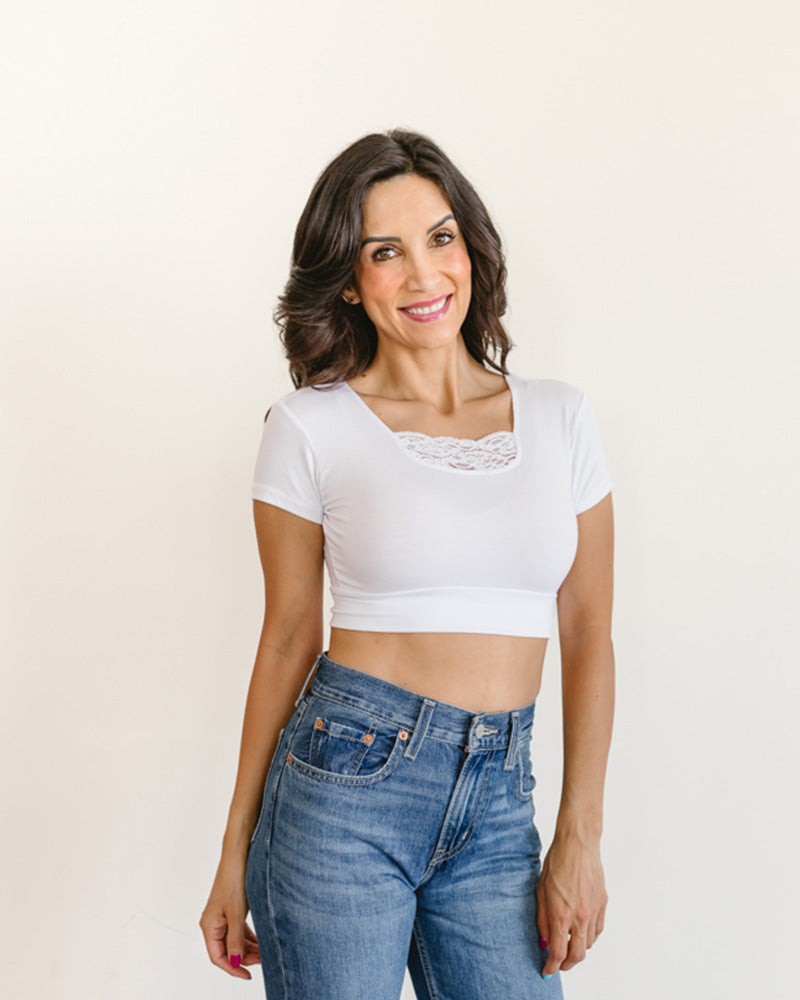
[275, 129, 512, 388]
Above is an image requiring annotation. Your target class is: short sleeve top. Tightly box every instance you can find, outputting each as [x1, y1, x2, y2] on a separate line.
[252, 373, 612, 637]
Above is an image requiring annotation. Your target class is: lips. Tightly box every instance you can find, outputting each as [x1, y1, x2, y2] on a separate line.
[399, 294, 452, 322]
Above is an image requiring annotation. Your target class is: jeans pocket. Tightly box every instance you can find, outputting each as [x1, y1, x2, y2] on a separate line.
[285, 695, 407, 786]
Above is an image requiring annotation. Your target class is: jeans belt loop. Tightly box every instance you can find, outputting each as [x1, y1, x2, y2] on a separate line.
[403, 698, 435, 760]
[294, 654, 322, 707]
[504, 711, 520, 770]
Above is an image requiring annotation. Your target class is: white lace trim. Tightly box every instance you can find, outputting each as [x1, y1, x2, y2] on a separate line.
[394, 430, 517, 470]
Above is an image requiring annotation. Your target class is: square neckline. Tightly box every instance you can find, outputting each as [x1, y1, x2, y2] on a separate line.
[340, 372, 522, 475]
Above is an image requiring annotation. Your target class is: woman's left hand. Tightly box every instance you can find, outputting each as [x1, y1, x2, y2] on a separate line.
[536, 833, 608, 977]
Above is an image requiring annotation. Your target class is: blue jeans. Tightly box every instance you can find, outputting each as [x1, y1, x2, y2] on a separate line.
[245, 652, 563, 999]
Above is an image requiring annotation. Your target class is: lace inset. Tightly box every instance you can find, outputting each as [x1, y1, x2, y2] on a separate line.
[394, 430, 517, 470]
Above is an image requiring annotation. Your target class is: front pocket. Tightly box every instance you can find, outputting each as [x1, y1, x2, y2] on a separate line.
[309, 716, 382, 774]
[286, 696, 408, 786]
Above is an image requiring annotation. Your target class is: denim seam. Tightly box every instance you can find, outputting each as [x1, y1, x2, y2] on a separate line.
[308, 686, 459, 748]
[438, 748, 495, 864]
[249, 726, 285, 847]
[504, 710, 519, 770]
[411, 919, 441, 1000]
[309, 721, 374, 772]
[309, 684, 418, 729]
[308, 684, 522, 749]
[513, 733, 537, 803]
[403, 699, 435, 760]
[266, 698, 308, 999]
[286, 731, 406, 785]
[294, 654, 322, 707]
[422, 749, 495, 872]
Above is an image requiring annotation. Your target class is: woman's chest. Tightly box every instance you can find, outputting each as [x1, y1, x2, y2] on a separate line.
[319, 434, 578, 594]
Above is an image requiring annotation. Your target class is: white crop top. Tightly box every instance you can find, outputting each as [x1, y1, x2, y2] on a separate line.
[251, 373, 612, 638]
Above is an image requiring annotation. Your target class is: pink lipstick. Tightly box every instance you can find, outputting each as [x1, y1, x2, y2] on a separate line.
[399, 294, 452, 323]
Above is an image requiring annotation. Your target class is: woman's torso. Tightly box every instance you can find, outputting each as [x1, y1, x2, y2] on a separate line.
[326, 628, 548, 713]
[251, 367, 604, 713]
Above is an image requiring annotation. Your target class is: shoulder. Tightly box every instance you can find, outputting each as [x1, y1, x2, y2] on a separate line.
[510, 373, 582, 400]
[509, 373, 586, 420]
[267, 381, 350, 430]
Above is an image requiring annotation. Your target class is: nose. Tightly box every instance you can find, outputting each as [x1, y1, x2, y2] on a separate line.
[404, 248, 439, 292]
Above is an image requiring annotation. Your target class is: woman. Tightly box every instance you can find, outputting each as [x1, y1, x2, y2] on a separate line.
[200, 129, 615, 999]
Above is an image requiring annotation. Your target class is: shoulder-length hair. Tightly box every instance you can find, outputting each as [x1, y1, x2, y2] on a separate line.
[276, 129, 512, 388]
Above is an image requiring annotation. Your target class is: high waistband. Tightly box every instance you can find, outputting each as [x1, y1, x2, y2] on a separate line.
[296, 651, 536, 754]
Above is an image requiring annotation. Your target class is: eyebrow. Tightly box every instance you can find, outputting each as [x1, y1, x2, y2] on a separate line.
[360, 213, 455, 249]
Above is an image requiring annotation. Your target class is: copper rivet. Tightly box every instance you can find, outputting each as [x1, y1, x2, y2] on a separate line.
[399, 730, 409, 740]
[314, 718, 323, 729]
[285, 753, 292, 762]
[363, 733, 373, 744]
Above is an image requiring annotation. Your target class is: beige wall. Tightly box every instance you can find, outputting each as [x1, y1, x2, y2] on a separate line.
[2, 2, 798, 997]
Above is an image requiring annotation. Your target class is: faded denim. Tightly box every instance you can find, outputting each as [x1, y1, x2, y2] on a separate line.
[245, 651, 563, 999]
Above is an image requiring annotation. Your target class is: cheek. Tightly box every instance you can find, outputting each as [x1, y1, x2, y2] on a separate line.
[451, 244, 472, 284]
[355, 265, 398, 308]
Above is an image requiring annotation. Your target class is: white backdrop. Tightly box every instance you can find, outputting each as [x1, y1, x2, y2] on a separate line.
[2, 2, 798, 998]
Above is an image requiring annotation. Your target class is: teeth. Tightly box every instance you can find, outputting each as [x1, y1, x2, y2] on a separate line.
[404, 296, 448, 316]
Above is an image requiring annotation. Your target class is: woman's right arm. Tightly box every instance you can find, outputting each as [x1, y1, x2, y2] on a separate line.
[199, 500, 324, 979]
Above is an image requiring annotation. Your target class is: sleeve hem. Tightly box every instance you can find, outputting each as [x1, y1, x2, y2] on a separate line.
[251, 487, 324, 524]
[574, 483, 612, 516]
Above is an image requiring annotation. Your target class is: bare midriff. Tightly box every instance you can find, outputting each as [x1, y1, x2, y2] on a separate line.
[325, 628, 549, 713]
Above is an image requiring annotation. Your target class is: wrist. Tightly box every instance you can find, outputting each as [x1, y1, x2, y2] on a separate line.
[554, 804, 603, 846]
[215, 849, 249, 888]
[222, 799, 260, 855]
[220, 826, 254, 863]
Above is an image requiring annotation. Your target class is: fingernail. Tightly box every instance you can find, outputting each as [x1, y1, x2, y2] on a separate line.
[539, 935, 548, 949]
[543, 973, 553, 980]
[230, 954, 241, 969]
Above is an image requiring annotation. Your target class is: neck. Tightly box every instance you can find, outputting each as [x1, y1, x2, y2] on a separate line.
[353, 339, 495, 410]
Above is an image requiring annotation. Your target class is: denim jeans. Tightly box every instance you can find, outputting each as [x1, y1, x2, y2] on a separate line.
[245, 652, 563, 999]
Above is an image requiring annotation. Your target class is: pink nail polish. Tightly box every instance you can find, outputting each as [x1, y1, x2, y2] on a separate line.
[539, 935, 548, 949]
[230, 954, 241, 968]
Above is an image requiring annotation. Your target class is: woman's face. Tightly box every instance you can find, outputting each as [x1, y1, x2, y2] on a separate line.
[348, 174, 472, 354]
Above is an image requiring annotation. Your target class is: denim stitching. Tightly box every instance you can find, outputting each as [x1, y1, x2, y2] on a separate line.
[403, 699, 435, 760]
[309, 718, 375, 772]
[265, 698, 308, 999]
[309, 684, 417, 729]
[249, 726, 285, 846]
[309, 684, 523, 749]
[411, 920, 441, 1000]
[308, 686, 461, 748]
[417, 750, 495, 882]
[294, 655, 322, 706]
[513, 732, 537, 803]
[504, 710, 520, 770]
[432, 747, 495, 865]
[286, 730, 406, 785]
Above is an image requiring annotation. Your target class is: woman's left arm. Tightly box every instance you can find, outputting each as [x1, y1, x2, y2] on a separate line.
[538, 491, 615, 978]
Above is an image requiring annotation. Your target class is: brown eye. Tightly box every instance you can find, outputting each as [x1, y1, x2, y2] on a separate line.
[371, 245, 398, 262]
[432, 229, 456, 247]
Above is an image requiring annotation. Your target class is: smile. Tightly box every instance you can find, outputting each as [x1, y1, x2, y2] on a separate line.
[399, 295, 452, 322]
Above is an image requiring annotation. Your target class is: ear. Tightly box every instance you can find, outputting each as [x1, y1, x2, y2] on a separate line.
[341, 286, 361, 305]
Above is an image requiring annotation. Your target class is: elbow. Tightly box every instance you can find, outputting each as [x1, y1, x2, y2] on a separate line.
[559, 626, 614, 672]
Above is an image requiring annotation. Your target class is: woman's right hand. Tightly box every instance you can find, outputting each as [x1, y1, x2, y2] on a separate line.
[199, 860, 261, 979]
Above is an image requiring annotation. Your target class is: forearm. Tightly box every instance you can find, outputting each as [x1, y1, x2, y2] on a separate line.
[220, 633, 320, 864]
[555, 626, 615, 842]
